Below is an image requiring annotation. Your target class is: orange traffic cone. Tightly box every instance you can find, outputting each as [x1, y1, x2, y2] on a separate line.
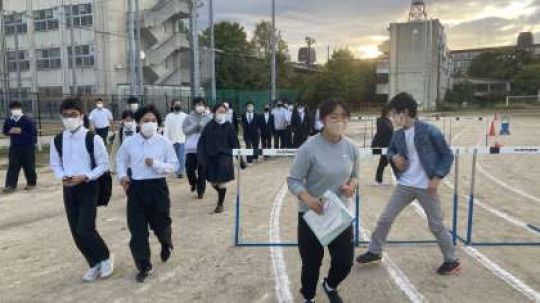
[488, 121, 496, 137]
[493, 112, 500, 121]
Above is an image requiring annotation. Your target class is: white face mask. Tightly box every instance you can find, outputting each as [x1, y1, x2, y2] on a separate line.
[96, 103, 104, 109]
[215, 113, 227, 124]
[195, 106, 205, 114]
[130, 103, 139, 111]
[62, 117, 82, 132]
[11, 109, 23, 118]
[140, 122, 158, 137]
[325, 121, 346, 137]
[123, 121, 137, 131]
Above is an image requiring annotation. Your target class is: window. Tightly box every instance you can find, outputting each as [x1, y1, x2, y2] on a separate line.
[7, 50, 30, 72]
[5, 13, 28, 35]
[38, 86, 63, 96]
[65, 3, 93, 28]
[37, 48, 62, 70]
[67, 45, 95, 68]
[34, 8, 60, 32]
[70, 85, 94, 95]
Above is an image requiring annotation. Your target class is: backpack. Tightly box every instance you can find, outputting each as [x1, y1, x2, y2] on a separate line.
[54, 131, 113, 207]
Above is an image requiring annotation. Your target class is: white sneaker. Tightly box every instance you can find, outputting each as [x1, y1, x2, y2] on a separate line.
[82, 265, 101, 282]
[100, 255, 114, 279]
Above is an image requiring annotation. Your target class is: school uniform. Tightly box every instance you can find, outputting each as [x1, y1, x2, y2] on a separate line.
[260, 112, 274, 150]
[241, 111, 261, 163]
[49, 127, 111, 268]
[371, 116, 394, 183]
[291, 110, 312, 148]
[88, 108, 113, 143]
[116, 133, 178, 272]
[183, 112, 212, 196]
[3, 114, 37, 189]
[164, 111, 187, 176]
[272, 107, 289, 149]
[110, 126, 137, 174]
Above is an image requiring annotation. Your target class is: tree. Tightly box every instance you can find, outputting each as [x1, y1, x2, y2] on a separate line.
[445, 81, 475, 104]
[468, 49, 532, 80]
[512, 63, 540, 96]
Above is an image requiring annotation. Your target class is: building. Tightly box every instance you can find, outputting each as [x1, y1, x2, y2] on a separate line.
[0, 0, 196, 115]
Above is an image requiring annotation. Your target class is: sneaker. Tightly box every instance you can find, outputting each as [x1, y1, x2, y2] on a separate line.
[322, 278, 343, 303]
[373, 181, 383, 186]
[24, 185, 36, 191]
[177, 174, 184, 179]
[100, 255, 114, 279]
[136, 266, 153, 283]
[2, 187, 16, 194]
[82, 265, 101, 282]
[197, 193, 204, 200]
[214, 205, 224, 213]
[437, 259, 461, 275]
[304, 299, 316, 303]
[356, 251, 382, 265]
[161, 245, 173, 263]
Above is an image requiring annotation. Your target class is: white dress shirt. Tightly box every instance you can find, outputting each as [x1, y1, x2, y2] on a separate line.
[164, 112, 187, 144]
[49, 127, 109, 181]
[264, 113, 269, 124]
[116, 133, 178, 181]
[247, 112, 254, 124]
[89, 108, 113, 129]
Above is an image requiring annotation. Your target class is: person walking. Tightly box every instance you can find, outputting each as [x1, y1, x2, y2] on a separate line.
[88, 98, 114, 144]
[371, 105, 394, 185]
[164, 100, 187, 178]
[288, 99, 359, 303]
[2, 101, 38, 193]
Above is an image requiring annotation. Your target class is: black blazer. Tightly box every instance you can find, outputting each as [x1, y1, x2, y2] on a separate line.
[291, 111, 312, 135]
[241, 112, 261, 138]
[371, 116, 394, 148]
[260, 113, 274, 137]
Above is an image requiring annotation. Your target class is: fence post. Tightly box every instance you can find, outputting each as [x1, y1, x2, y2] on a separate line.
[452, 149, 460, 245]
[355, 183, 361, 247]
[466, 149, 478, 245]
[234, 150, 242, 246]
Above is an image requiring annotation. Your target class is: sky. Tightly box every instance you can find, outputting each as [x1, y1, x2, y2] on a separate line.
[197, 0, 540, 63]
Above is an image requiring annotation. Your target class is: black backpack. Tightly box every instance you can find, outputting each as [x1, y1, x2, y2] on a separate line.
[54, 131, 113, 207]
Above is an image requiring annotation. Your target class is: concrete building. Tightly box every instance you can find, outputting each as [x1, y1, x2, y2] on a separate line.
[0, 0, 195, 114]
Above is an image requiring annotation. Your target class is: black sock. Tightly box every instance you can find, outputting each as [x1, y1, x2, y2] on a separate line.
[218, 188, 226, 206]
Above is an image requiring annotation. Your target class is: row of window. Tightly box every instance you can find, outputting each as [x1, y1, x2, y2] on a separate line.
[4, 4, 93, 35]
[6, 45, 95, 72]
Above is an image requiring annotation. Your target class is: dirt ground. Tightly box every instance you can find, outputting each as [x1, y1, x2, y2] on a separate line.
[0, 113, 539, 303]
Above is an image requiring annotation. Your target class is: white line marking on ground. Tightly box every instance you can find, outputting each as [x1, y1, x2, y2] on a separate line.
[360, 228, 428, 303]
[269, 184, 293, 303]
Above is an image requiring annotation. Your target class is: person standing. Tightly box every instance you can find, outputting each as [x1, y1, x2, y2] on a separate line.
[288, 99, 358, 303]
[2, 101, 37, 193]
[88, 98, 114, 144]
[313, 108, 324, 135]
[117, 104, 178, 283]
[49, 98, 113, 282]
[164, 100, 187, 178]
[110, 110, 138, 174]
[241, 101, 261, 164]
[272, 101, 289, 149]
[371, 105, 394, 185]
[291, 103, 312, 148]
[127, 96, 140, 113]
[260, 104, 274, 151]
[356, 92, 461, 275]
[198, 103, 240, 213]
[183, 98, 212, 199]
[284, 101, 294, 148]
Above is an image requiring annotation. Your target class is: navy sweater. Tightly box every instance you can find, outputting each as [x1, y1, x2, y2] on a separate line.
[2, 116, 37, 147]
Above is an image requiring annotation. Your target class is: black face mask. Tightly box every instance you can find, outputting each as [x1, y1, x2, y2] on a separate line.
[174, 106, 182, 111]
[264, 108, 270, 112]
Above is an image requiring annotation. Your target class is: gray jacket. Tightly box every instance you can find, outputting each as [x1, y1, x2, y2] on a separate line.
[183, 112, 212, 153]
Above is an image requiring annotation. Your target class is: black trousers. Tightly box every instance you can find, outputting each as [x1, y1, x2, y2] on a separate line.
[298, 214, 354, 300]
[127, 178, 173, 271]
[63, 182, 110, 268]
[261, 133, 272, 150]
[293, 130, 309, 148]
[244, 133, 260, 163]
[186, 153, 206, 195]
[375, 155, 389, 183]
[273, 130, 288, 149]
[5, 144, 37, 188]
[95, 127, 109, 144]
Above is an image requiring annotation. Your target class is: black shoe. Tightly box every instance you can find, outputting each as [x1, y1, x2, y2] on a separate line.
[197, 193, 204, 200]
[190, 185, 196, 192]
[356, 251, 382, 265]
[2, 187, 16, 194]
[214, 204, 224, 213]
[136, 267, 153, 283]
[322, 279, 343, 303]
[177, 174, 184, 179]
[161, 245, 173, 263]
[437, 259, 461, 275]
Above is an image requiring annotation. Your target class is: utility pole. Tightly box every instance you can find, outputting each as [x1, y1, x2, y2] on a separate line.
[188, 0, 201, 100]
[209, 0, 216, 103]
[68, 0, 77, 95]
[270, 0, 276, 105]
[127, 0, 142, 96]
[13, 12, 22, 99]
[305, 36, 315, 66]
[327, 45, 330, 62]
[134, 0, 143, 96]
[0, 1, 10, 112]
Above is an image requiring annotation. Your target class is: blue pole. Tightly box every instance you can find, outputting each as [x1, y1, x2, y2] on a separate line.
[466, 149, 478, 245]
[355, 184, 360, 247]
[234, 193, 241, 246]
[452, 149, 460, 245]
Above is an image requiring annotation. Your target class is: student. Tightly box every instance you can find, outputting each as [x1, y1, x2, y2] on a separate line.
[49, 98, 113, 282]
[241, 101, 261, 163]
[356, 92, 460, 275]
[260, 104, 274, 151]
[127, 96, 140, 113]
[291, 103, 312, 148]
[116, 104, 178, 283]
[88, 98, 114, 144]
[272, 100, 289, 149]
[164, 100, 187, 178]
[2, 101, 37, 193]
[371, 105, 394, 185]
[288, 99, 358, 303]
[313, 108, 324, 135]
[284, 101, 294, 148]
[183, 97, 212, 199]
[198, 103, 240, 213]
[223, 101, 239, 134]
[110, 110, 137, 174]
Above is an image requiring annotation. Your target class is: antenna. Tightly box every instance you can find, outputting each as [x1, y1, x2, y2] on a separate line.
[409, 0, 428, 22]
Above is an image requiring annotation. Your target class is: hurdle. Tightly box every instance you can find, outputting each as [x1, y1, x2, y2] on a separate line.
[232, 147, 461, 248]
